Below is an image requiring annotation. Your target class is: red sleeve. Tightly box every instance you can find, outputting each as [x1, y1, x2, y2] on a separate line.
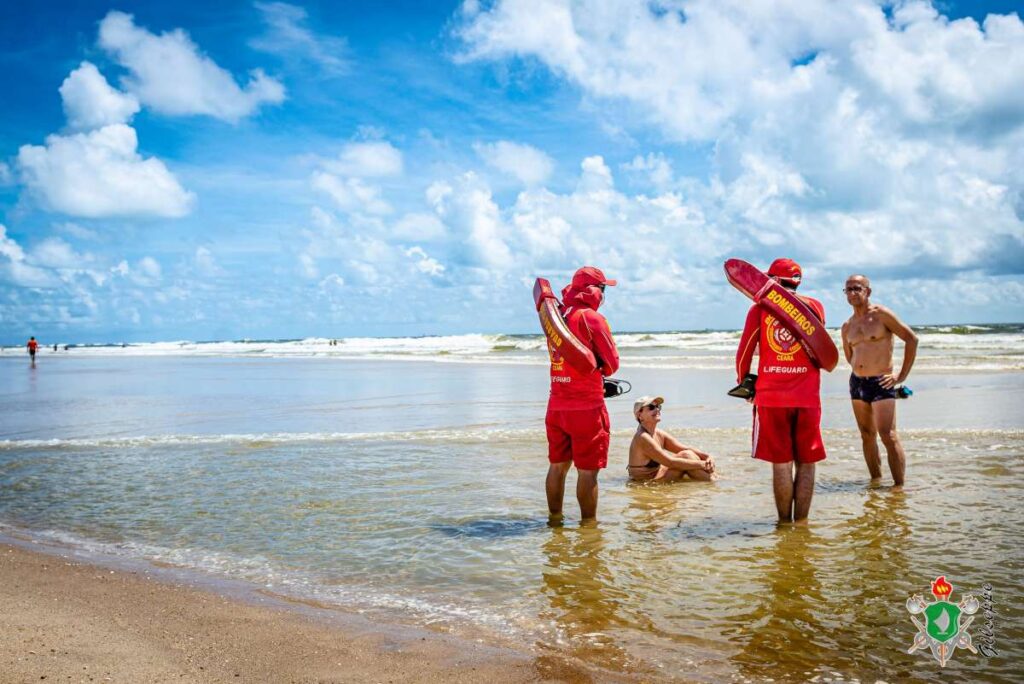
[806, 297, 825, 325]
[735, 305, 760, 383]
[582, 310, 619, 376]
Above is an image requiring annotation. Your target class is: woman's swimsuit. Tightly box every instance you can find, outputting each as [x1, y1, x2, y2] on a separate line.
[627, 460, 661, 479]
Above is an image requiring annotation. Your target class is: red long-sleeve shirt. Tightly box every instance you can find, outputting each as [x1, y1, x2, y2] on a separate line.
[547, 286, 619, 410]
[736, 297, 825, 408]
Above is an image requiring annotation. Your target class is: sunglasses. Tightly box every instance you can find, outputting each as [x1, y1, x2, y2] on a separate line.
[843, 286, 865, 293]
[596, 283, 606, 292]
[645, 404, 662, 412]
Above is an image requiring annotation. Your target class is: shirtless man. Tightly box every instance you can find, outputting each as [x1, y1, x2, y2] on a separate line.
[627, 396, 716, 482]
[840, 275, 918, 488]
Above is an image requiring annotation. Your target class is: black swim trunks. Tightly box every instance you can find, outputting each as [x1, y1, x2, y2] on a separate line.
[849, 373, 897, 403]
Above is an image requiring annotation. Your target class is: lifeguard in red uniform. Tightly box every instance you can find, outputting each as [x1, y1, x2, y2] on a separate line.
[545, 266, 619, 522]
[735, 258, 826, 524]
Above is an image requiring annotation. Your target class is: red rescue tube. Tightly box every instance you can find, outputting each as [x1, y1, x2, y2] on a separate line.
[533, 278, 597, 374]
[724, 259, 839, 372]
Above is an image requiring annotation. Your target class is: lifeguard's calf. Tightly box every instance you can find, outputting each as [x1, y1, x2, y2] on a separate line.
[840, 275, 918, 488]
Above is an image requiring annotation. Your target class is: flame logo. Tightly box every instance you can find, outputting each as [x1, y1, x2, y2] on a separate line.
[931, 576, 953, 599]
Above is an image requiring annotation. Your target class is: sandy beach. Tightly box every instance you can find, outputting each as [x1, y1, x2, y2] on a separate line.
[0, 542, 601, 684]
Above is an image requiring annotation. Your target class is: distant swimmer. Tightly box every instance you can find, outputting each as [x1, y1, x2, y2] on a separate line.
[27, 336, 38, 363]
[545, 266, 620, 522]
[627, 396, 716, 482]
[735, 258, 827, 524]
[841, 275, 918, 488]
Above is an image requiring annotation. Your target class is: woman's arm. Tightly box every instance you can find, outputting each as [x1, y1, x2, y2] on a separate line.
[639, 433, 705, 470]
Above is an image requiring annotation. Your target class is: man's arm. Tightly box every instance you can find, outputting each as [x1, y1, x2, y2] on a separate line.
[586, 311, 619, 377]
[880, 306, 918, 387]
[841, 321, 853, 364]
[735, 305, 760, 383]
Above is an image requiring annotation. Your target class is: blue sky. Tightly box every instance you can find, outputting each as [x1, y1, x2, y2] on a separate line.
[2, 0, 1022, 343]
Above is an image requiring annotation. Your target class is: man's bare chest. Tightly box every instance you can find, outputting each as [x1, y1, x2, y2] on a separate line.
[848, 315, 889, 346]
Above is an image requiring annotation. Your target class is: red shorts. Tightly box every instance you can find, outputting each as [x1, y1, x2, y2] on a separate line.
[752, 406, 826, 464]
[546, 405, 610, 470]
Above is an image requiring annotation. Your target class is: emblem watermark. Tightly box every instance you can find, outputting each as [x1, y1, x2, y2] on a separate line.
[906, 576, 979, 667]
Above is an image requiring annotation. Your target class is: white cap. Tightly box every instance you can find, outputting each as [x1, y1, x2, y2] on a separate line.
[632, 395, 664, 419]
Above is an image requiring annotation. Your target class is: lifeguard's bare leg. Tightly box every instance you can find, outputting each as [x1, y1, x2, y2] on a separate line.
[546, 461, 572, 515]
[576, 468, 599, 521]
[772, 462, 794, 522]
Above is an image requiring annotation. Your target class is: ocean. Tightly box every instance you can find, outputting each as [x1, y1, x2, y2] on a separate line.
[1, 324, 1021, 682]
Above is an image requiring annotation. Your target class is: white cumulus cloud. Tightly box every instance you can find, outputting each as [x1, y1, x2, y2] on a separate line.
[59, 62, 140, 131]
[112, 256, 162, 286]
[405, 246, 446, 277]
[17, 124, 194, 218]
[311, 172, 392, 215]
[0, 225, 61, 288]
[429, 172, 512, 268]
[98, 10, 285, 122]
[30, 237, 92, 269]
[392, 212, 448, 241]
[474, 140, 554, 185]
[194, 246, 225, 277]
[324, 141, 404, 178]
[456, 0, 1024, 284]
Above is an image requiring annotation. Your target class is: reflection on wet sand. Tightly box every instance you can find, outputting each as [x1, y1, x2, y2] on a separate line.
[538, 524, 641, 676]
[720, 488, 921, 682]
[829, 487, 915, 679]
[724, 525, 828, 681]
[621, 475, 720, 537]
[622, 483, 685, 535]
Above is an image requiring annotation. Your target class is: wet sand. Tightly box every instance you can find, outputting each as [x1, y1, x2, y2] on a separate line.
[0, 543, 606, 684]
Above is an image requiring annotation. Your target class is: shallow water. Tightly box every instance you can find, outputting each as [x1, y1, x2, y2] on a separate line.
[1, 355, 1021, 682]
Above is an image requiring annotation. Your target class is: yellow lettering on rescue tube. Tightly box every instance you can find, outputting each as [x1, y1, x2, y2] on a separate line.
[541, 308, 563, 348]
[766, 289, 816, 336]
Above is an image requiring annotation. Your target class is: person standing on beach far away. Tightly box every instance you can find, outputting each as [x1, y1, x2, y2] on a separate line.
[735, 259, 827, 524]
[27, 336, 38, 364]
[545, 266, 620, 523]
[840, 275, 918, 488]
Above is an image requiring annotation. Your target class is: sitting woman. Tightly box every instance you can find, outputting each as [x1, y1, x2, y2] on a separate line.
[628, 396, 716, 482]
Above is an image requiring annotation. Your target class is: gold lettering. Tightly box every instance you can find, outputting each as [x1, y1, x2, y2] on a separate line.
[541, 309, 563, 347]
[767, 289, 819, 337]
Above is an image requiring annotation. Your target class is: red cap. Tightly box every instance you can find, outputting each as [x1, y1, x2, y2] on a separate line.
[571, 266, 617, 288]
[767, 258, 802, 283]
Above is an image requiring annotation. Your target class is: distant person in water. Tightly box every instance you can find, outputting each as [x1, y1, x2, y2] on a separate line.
[627, 396, 715, 482]
[841, 275, 918, 488]
[544, 266, 619, 522]
[27, 336, 38, 363]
